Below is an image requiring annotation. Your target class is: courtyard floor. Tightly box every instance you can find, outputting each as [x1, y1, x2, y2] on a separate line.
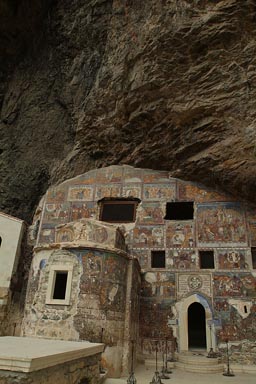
[105, 364, 256, 384]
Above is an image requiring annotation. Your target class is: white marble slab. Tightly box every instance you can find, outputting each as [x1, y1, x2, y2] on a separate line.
[0, 337, 104, 373]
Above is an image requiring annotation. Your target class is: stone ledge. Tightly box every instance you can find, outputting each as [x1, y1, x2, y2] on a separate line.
[0, 337, 104, 373]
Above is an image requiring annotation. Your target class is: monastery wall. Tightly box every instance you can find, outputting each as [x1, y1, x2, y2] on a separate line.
[26, 165, 256, 369]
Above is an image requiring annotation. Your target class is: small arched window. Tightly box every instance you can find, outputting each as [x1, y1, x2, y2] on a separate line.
[0, 236, 2, 247]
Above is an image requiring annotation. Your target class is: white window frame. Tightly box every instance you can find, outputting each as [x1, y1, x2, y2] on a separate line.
[46, 264, 73, 305]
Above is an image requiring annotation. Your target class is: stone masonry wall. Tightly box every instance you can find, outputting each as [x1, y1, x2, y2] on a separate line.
[0, 353, 101, 384]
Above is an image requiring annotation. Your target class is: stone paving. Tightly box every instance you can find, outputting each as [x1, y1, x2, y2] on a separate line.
[105, 364, 256, 384]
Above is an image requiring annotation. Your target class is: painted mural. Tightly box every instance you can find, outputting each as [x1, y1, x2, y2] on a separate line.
[70, 202, 96, 221]
[68, 186, 94, 201]
[143, 184, 175, 201]
[137, 202, 164, 224]
[141, 272, 175, 298]
[30, 165, 256, 365]
[167, 249, 197, 269]
[132, 249, 149, 269]
[133, 226, 164, 247]
[166, 222, 194, 248]
[178, 182, 232, 202]
[213, 273, 256, 298]
[217, 249, 248, 270]
[197, 203, 247, 246]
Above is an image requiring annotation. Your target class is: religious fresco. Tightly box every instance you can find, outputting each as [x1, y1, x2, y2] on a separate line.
[166, 222, 194, 248]
[115, 230, 126, 251]
[143, 169, 172, 183]
[103, 253, 127, 282]
[96, 166, 123, 183]
[246, 208, 256, 246]
[249, 222, 256, 246]
[137, 202, 164, 224]
[99, 282, 126, 312]
[133, 226, 164, 247]
[38, 225, 55, 243]
[75, 169, 96, 185]
[143, 183, 175, 201]
[122, 184, 142, 199]
[139, 299, 174, 340]
[55, 227, 74, 242]
[167, 249, 197, 269]
[217, 249, 248, 270]
[44, 203, 70, 223]
[47, 188, 67, 203]
[141, 272, 175, 298]
[197, 203, 248, 247]
[178, 182, 232, 202]
[214, 299, 230, 312]
[81, 250, 102, 276]
[132, 249, 149, 269]
[95, 185, 122, 199]
[70, 202, 96, 221]
[213, 273, 256, 298]
[67, 185, 94, 201]
[123, 166, 143, 183]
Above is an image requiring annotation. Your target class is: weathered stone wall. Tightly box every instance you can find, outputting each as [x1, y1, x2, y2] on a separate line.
[0, 353, 101, 384]
[23, 244, 140, 376]
[23, 249, 81, 340]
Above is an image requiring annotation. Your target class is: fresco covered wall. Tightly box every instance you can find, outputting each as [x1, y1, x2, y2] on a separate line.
[30, 165, 256, 366]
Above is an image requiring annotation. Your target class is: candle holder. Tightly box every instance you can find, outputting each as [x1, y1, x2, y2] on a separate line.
[127, 340, 137, 384]
[149, 340, 163, 384]
[223, 339, 235, 377]
[207, 325, 218, 359]
[159, 352, 170, 379]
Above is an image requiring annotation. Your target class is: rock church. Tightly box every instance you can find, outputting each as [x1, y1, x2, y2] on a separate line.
[1, 165, 256, 377]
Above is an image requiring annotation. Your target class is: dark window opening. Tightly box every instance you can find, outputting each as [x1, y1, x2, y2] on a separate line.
[0, 236, 2, 247]
[252, 248, 256, 269]
[244, 305, 248, 314]
[53, 272, 68, 300]
[100, 199, 139, 223]
[164, 202, 194, 220]
[199, 250, 214, 269]
[151, 251, 165, 268]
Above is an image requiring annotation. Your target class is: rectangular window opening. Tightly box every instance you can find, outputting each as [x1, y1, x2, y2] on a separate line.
[252, 247, 256, 269]
[100, 200, 139, 223]
[151, 250, 166, 268]
[53, 271, 68, 300]
[164, 202, 194, 220]
[199, 250, 215, 269]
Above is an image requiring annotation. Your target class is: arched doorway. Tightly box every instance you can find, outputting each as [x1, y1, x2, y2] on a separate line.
[188, 302, 206, 349]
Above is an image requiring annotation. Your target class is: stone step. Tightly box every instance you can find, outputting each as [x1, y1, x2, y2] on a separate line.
[178, 354, 221, 366]
[175, 361, 224, 373]
[144, 358, 175, 369]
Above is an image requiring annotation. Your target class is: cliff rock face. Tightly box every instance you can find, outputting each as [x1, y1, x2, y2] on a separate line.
[1, 0, 256, 221]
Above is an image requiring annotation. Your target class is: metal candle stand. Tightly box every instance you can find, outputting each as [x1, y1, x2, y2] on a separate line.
[127, 340, 137, 384]
[223, 339, 235, 377]
[159, 352, 170, 380]
[207, 325, 218, 359]
[150, 340, 164, 384]
[160, 337, 172, 377]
